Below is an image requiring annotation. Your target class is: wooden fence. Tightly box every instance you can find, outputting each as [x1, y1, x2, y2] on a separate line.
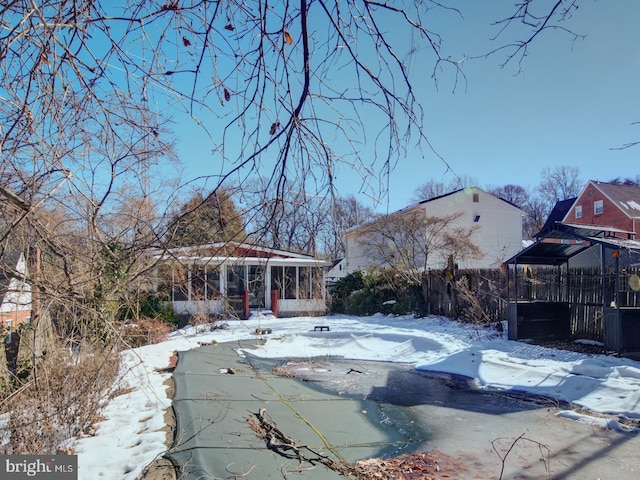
[421, 268, 508, 323]
[422, 266, 640, 341]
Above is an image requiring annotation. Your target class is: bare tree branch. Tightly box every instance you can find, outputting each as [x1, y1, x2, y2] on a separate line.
[474, 0, 584, 72]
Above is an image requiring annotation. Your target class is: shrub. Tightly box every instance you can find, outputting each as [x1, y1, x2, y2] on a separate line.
[190, 312, 214, 333]
[139, 294, 179, 325]
[119, 294, 179, 326]
[330, 271, 366, 314]
[120, 317, 173, 348]
[3, 344, 119, 454]
[330, 269, 425, 316]
[346, 288, 378, 316]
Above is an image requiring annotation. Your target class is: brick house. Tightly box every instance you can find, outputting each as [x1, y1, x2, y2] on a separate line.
[0, 251, 32, 342]
[562, 181, 640, 238]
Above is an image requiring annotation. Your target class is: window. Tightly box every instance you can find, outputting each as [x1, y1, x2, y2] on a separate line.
[299, 267, 311, 299]
[284, 267, 296, 299]
[156, 264, 174, 301]
[594, 200, 604, 215]
[473, 214, 481, 222]
[191, 266, 206, 301]
[226, 265, 246, 298]
[311, 267, 324, 300]
[271, 266, 283, 296]
[247, 265, 265, 308]
[271, 266, 323, 300]
[205, 268, 221, 299]
[472, 193, 479, 203]
[5, 320, 12, 344]
[575, 205, 582, 219]
[172, 266, 189, 301]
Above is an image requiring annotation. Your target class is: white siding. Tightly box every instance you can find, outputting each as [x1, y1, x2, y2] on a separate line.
[345, 230, 376, 274]
[433, 188, 522, 269]
[326, 258, 348, 282]
[346, 187, 523, 273]
[1, 253, 32, 313]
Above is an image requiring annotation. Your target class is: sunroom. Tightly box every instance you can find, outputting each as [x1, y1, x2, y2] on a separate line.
[153, 242, 329, 318]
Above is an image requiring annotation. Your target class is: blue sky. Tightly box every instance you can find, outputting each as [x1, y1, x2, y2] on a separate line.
[170, 1, 640, 212]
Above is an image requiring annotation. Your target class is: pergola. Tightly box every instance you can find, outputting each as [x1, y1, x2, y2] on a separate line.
[504, 223, 640, 354]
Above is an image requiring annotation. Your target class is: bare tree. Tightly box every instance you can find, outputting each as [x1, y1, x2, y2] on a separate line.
[326, 195, 376, 260]
[0, 0, 590, 289]
[0, 7, 179, 449]
[411, 176, 478, 203]
[532, 165, 584, 233]
[607, 176, 640, 187]
[486, 181, 560, 239]
[486, 184, 530, 209]
[411, 180, 450, 203]
[0, 0, 595, 454]
[240, 178, 375, 258]
[239, 177, 325, 254]
[479, 0, 584, 72]
[538, 166, 583, 205]
[486, 183, 544, 238]
[356, 209, 481, 284]
[524, 196, 553, 239]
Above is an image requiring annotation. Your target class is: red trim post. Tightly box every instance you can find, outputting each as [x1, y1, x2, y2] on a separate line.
[243, 290, 250, 320]
[271, 290, 279, 317]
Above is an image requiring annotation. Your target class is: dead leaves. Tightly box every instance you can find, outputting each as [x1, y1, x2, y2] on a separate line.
[160, 1, 179, 11]
[352, 451, 463, 479]
[269, 121, 280, 135]
[222, 22, 291, 47]
[219, 87, 231, 105]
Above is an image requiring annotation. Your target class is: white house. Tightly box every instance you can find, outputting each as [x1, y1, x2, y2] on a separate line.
[325, 258, 347, 286]
[153, 242, 329, 318]
[0, 251, 32, 341]
[346, 187, 524, 273]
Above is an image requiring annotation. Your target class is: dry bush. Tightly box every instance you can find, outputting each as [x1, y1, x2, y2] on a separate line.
[2, 344, 119, 454]
[121, 318, 173, 348]
[190, 312, 215, 333]
[453, 272, 506, 325]
[138, 318, 173, 345]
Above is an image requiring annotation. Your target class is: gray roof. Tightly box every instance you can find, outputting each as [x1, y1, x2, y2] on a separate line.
[416, 186, 523, 211]
[505, 223, 640, 266]
[592, 181, 640, 218]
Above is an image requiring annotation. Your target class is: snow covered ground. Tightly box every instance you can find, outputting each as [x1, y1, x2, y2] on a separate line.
[73, 314, 640, 480]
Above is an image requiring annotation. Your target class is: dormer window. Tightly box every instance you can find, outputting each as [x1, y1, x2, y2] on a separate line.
[594, 200, 604, 215]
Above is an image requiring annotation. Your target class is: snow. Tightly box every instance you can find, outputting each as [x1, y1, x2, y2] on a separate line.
[73, 313, 640, 479]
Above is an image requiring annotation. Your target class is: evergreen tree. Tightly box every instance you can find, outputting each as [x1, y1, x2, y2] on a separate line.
[168, 188, 246, 246]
